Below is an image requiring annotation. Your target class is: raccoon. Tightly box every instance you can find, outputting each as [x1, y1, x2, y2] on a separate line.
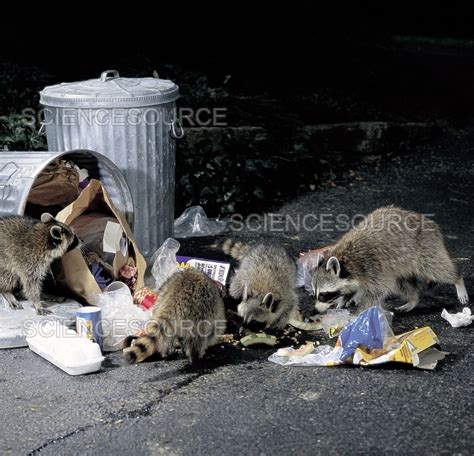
[312, 206, 469, 313]
[0, 213, 80, 314]
[123, 268, 226, 364]
[215, 239, 299, 330]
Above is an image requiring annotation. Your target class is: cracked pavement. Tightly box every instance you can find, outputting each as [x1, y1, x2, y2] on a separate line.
[0, 132, 473, 455]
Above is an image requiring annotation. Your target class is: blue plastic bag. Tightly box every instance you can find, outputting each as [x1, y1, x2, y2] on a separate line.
[339, 306, 392, 361]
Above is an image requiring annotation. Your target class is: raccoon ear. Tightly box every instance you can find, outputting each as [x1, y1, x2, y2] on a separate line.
[262, 292, 274, 309]
[41, 213, 55, 224]
[326, 256, 341, 277]
[50, 225, 63, 240]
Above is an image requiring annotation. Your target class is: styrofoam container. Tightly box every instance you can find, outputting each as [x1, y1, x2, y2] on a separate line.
[26, 322, 104, 375]
[28, 338, 104, 376]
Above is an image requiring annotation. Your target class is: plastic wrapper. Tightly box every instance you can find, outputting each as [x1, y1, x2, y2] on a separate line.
[0, 296, 82, 349]
[338, 306, 394, 361]
[317, 309, 353, 337]
[93, 282, 151, 352]
[174, 206, 227, 238]
[441, 307, 473, 328]
[269, 306, 446, 370]
[151, 238, 181, 290]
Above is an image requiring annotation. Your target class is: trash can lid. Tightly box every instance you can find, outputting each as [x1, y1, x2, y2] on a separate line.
[40, 70, 179, 108]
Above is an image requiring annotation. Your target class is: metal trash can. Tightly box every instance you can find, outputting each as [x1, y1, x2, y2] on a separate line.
[0, 150, 133, 224]
[39, 70, 181, 258]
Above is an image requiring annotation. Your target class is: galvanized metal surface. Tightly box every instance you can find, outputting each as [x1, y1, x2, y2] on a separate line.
[39, 70, 179, 108]
[40, 71, 180, 257]
[0, 150, 133, 225]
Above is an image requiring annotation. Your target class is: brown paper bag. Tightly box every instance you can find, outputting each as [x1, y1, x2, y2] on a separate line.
[55, 179, 146, 304]
[28, 160, 80, 206]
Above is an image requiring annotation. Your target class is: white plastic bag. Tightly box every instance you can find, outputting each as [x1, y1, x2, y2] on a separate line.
[0, 296, 81, 349]
[174, 206, 227, 238]
[441, 307, 473, 328]
[93, 282, 151, 352]
[318, 309, 353, 336]
[296, 249, 327, 293]
[150, 238, 181, 290]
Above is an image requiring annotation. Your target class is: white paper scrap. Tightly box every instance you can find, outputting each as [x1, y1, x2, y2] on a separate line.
[441, 307, 473, 328]
[103, 221, 124, 254]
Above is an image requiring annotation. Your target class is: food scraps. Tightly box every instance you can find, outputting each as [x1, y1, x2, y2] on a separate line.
[240, 333, 277, 347]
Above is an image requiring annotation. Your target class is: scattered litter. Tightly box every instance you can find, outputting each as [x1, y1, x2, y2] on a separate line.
[76, 306, 103, 351]
[177, 255, 232, 286]
[296, 245, 333, 293]
[151, 238, 234, 291]
[441, 307, 473, 328]
[288, 319, 323, 331]
[0, 297, 81, 349]
[269, 306, 447, 370]
[317, 309, 353, 337]
[276, 341, 315, 358]
[133, 286, 158, 311]
[173, 206, 227, 238]
[93, 282, 151, 352]
[240, 333, 277, 347]
[26, 321, 104, 376]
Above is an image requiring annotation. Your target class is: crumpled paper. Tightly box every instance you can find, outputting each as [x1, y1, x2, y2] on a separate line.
[441, 307, 473, 328]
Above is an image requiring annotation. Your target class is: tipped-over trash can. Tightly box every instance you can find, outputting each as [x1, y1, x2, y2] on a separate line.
[39, 70, 181, 257]
[0, 150, 133, 224]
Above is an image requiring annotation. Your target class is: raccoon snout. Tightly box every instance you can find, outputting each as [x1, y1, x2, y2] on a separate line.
[315, 301, 333, 314]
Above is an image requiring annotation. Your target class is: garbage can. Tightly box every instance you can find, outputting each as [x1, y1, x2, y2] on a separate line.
[0, 150, 133, 224]
[39, 70, 181, 258]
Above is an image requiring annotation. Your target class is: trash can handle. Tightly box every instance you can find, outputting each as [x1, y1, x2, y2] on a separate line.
[170, 119, 184, 139]
[100, 70, 120, 82]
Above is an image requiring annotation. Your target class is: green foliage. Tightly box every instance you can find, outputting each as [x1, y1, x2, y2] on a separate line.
[175, 128, 326, 216]
[0, 113, 46, 151]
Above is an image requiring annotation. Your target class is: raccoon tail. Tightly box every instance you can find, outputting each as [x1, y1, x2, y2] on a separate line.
[123, 321, 161, 364]
[211, 238, 251, 261]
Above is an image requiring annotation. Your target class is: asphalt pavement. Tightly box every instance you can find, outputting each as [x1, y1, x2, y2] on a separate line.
[0, 133, 472, 455]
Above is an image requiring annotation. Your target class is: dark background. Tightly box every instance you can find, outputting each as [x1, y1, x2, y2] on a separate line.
[1, 4, 474, 215]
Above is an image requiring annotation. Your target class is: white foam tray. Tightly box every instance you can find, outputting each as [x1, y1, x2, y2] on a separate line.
[27, 338, 104, 376]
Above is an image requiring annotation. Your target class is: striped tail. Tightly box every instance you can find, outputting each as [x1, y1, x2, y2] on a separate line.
[123, 321, 161, 364]
[211, 238, 251, 261]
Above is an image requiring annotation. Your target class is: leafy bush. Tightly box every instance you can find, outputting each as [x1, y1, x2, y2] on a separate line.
[0, 113, 46, 150]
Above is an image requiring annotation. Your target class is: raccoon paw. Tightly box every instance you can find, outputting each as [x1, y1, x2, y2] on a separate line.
[457, 289, 469, 305]
[35, 306, 52, 316]
[10, 299, 23, 310]
[395, 302, 418, 312]
[3, 293, 22, 310]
